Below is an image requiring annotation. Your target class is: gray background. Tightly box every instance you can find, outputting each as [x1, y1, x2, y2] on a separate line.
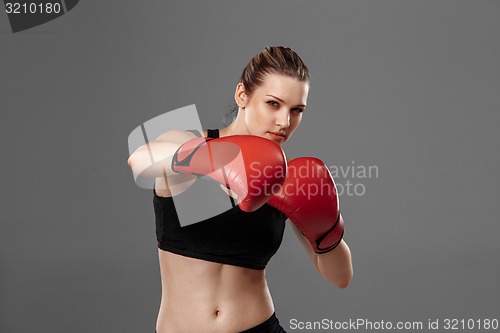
[1, 1, 499, 332]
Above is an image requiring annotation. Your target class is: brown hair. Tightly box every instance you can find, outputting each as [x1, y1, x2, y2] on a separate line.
[223, 46, 310, 126]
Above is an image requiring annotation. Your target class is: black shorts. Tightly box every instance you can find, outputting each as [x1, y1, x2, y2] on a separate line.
[240, 313, 287, 333]
[155, 312, 287, 333]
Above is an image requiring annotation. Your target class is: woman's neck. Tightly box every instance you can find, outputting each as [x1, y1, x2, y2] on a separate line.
[220, 109, 252, 137]
[219, 121, 246, 138]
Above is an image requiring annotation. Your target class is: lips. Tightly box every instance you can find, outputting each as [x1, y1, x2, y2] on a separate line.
[268, 132, 286, 138]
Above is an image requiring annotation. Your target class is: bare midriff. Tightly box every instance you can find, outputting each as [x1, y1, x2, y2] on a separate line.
[156, 249, 275, 333]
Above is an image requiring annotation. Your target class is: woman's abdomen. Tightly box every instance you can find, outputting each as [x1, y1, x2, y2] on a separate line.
[156, 250, 275, 333]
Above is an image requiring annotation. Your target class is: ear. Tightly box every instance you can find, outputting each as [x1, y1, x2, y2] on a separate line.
[234, 82, 248, 109]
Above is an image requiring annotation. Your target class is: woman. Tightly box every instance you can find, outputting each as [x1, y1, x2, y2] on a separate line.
[128, 46, 353, 333]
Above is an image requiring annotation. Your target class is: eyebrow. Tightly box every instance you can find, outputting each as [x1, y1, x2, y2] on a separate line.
[266, 95, 307, 108]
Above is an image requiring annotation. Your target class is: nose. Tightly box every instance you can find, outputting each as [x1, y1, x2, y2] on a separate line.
[275, 109, 290, 129]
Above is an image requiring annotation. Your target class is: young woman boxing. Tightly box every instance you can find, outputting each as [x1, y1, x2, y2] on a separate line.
[127, 46, 353, 333]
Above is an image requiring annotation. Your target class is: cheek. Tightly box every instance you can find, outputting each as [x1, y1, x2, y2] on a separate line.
[245, 107, 270, 127]
[243, 109, 260, 135]
[289, 115, 302, 132]
[244, 109, 258, 126]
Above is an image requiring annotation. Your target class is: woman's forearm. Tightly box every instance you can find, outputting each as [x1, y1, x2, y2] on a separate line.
[316, 240, 353, 288]
[291, 223, 353, 288]
[127, 141, 179, 177]
[127, 130, 199, 177]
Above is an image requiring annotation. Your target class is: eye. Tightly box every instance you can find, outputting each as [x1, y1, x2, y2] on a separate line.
[292, 108, 304, 113]
[266, 100, 279, 107]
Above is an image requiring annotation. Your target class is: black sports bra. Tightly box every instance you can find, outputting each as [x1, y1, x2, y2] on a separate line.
[153, 129, 287, 270]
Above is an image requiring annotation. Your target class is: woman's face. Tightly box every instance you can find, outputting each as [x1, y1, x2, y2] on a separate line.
[237, 73, 309, 145]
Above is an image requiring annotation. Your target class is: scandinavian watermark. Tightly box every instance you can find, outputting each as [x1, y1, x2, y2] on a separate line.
[246, 159, 379, 199]
[329, 160, 379, 197]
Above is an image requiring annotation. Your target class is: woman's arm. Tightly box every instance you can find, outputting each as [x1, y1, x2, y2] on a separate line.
[127, 130, 199, 196]
[268, 157, 352, 287]
[290, 221, 353, 288]
[127, 130, 198, 177]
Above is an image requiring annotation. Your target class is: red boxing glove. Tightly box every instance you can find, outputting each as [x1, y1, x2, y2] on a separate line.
[268, 157, 344, 253]
[172, 135, 287, 212]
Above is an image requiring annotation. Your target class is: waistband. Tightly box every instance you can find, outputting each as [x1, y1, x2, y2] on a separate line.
[240, 312, 286, 333]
